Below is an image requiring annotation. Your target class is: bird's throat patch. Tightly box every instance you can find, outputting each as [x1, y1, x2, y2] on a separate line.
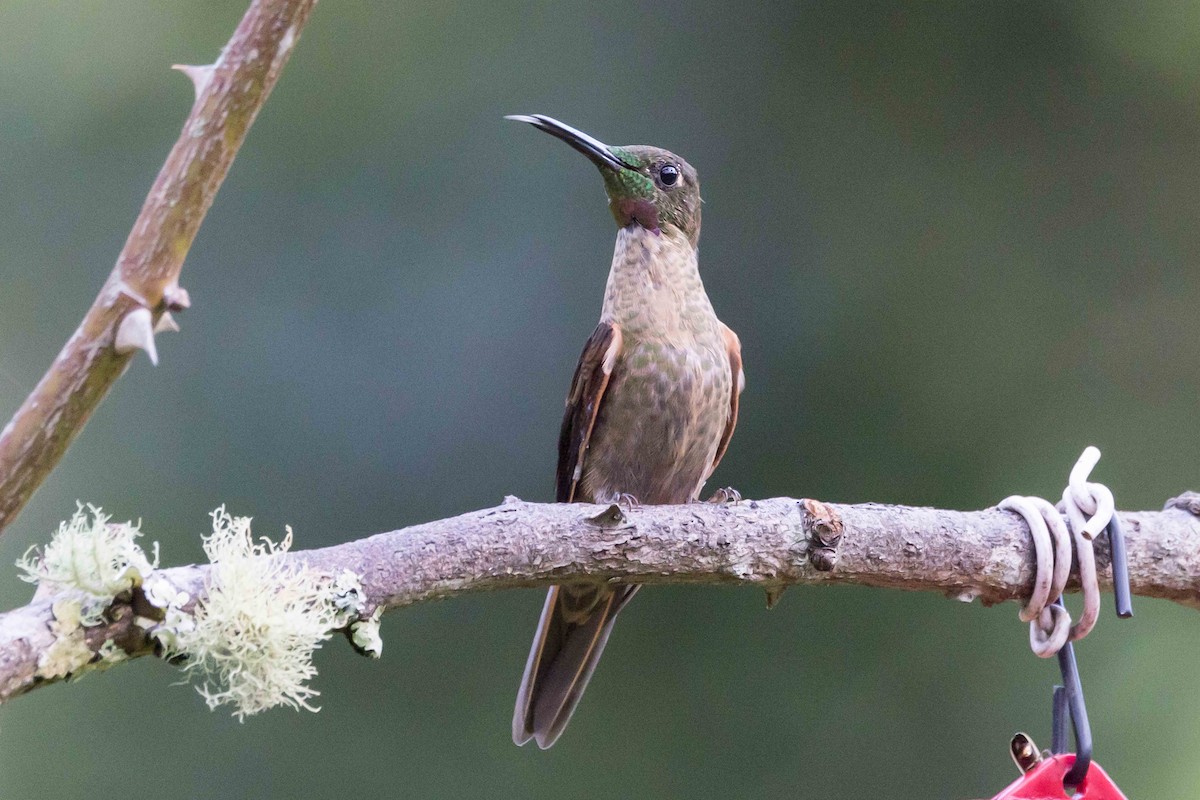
[610, 196, 659, 230]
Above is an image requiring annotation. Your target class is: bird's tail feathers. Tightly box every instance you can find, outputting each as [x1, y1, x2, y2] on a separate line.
[512, 584, 638, 749]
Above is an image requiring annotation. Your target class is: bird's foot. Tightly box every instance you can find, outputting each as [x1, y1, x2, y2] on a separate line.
[705, 486, 742, 504]
[614, 493, 641, 512]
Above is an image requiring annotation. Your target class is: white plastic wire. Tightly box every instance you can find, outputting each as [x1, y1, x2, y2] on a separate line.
[1061, 486, 1102, 642]
[999, 447, 1114, 658]
[1028, 603, 1071, 658]
[998, 496, 1069, 623]
[1066, 445, 1115, 540]
[1000, 495, 1072, 657]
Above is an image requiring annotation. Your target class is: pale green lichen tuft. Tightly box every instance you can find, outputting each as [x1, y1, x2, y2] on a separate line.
[36, 612, 128, 682]
[146, 605, 196, 654]
[37, 599, 94, 680]
[20, 505, 161, 682]
[337, 568, 383, 659]
[350, 608, 384, 659]
[38, 629, 91, 680]
[96, 639, 129, 667]
[17, 503, 158, 597]
[20, 504, 382, 714]
[330, 569, 366, 626]
[174, 507, 340, 720]
[139, 572, 194, 652]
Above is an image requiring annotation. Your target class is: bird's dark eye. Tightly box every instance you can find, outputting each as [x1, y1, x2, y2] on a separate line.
[659, 164, 680, 187]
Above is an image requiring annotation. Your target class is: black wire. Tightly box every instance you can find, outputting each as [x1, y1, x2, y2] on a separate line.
[1107, 515, 1133, 619]
[1052, 608, 1093, 790]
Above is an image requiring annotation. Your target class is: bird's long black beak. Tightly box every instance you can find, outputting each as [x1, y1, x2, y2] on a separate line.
[505, 114, 637, 172]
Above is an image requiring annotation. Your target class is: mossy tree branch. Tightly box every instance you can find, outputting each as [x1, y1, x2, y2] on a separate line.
[0, 0, 318, 535]
[0, 494, 1197, 705]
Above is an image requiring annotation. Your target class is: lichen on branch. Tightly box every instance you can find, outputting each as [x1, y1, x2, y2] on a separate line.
[176, 507, 360, 719]
[13, 504, 372, 718]
[15, 505, 159, 681]
[0, 494, 1196, 711]
[17, 504, 157, 603]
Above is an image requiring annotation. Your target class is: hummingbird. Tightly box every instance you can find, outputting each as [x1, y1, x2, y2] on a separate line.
[506, 114, 745, 749]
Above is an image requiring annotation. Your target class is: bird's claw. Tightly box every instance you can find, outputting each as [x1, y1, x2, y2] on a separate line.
[706, 487, 742, 504]
[614, 493, 641, 512]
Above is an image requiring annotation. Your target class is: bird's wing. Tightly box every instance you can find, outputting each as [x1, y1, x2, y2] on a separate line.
[708, 322, 744, 474]
[556, 321, 623, 503]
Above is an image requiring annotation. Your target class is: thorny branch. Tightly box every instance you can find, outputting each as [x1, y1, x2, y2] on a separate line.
[0, 0, 1196, 728]
[0, 0, 318, 535]
[0, 493, 1197, 705]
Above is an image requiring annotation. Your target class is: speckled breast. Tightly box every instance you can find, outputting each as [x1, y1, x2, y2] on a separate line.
[581, 330, 731, 505]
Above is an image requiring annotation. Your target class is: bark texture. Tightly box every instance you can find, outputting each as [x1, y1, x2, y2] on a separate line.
[0, 494, 1196, 704]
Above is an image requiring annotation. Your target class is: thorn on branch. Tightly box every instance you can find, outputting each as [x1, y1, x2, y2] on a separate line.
[800, 498, 843, 572]
[115, 281, 151, 308]
[162, 284, 191, 311]
[153, 312, 180, 334]
[171, 64, 216, 101]
[114, 308, 159, 366]
[0, 0, 315, 537]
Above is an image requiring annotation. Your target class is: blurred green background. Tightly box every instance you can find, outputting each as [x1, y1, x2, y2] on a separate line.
[1, 1, 1198, 797]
